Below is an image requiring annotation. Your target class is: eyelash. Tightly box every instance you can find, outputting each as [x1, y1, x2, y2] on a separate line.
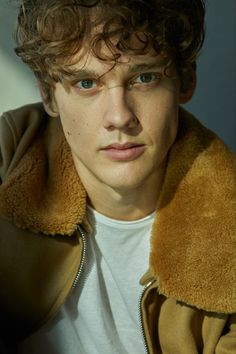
[130, 73, 162, 89]
[76, 79, 98, 90]
[73, 72, 162, 94]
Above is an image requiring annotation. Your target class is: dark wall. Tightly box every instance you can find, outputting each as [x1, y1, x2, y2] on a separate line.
[185, 0, 236, 152]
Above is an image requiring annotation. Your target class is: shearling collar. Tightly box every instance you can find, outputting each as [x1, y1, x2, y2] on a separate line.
[150, 112, 236, 314]
[0, 106, 235, 314]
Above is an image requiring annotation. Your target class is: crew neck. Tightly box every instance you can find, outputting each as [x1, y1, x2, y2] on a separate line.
[86, 205, 156, 229]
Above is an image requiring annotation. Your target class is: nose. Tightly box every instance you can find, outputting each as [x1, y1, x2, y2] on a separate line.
[103, 86, 139, 130]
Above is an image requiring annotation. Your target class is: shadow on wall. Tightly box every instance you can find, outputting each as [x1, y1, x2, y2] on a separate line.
[185, 0, 236, 152]
[0, 0, 41, 114]
[0, 50, 41, 114]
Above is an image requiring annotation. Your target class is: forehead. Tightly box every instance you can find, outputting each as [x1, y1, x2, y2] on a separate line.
[65, 46, 170, 80]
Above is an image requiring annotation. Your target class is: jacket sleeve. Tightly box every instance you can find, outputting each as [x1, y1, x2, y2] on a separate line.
[216, 314, 236, 353]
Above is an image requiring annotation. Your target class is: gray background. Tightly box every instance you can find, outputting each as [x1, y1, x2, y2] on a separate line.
[0, 0, 235, 151]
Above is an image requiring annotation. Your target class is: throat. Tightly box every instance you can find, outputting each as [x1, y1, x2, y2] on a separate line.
[87, 185, 160, 221]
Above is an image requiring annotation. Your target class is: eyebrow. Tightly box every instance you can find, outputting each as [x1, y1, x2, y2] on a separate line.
[128, 62, 166, 73]
[65, 69, 100, 82]
[64, 59, 168, 83]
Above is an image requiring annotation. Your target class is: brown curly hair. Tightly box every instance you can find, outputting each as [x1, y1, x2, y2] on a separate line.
[15, 0, 205, 102]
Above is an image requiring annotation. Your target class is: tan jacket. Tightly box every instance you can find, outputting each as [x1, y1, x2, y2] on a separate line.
[0, 103, 235, 353]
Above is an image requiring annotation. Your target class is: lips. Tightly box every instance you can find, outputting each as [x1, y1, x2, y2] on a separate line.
[100, 143, 145, 161]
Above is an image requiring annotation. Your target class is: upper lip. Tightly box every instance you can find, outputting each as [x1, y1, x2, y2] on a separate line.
[101, 143, 143, 150]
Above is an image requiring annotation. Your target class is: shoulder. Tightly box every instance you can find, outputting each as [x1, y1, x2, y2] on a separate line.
[0, 103, 47, 180]
[0, 102, 47, 141]
[178, 107, 236, 156]
[177, 107, 236, 180]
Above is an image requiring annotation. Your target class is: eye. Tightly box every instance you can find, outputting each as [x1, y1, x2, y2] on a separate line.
[76, 79, 97, 90]
[134, 73, 160, 85]
[128, 72, 161, 91]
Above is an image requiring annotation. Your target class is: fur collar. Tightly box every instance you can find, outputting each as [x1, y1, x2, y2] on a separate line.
[150, 112, 236, 314]
[0, 106, 235, 313]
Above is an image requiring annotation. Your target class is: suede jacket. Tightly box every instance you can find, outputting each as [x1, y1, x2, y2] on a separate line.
[0, 103, 235, 354]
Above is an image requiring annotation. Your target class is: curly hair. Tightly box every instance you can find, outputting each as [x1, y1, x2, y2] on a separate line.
[15, 0, 205, 101]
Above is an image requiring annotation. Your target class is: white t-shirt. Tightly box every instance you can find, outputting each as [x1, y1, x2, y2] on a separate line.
[18, 208, 155, 354]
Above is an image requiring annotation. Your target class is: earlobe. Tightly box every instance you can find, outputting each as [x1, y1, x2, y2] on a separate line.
[179, 67, 196, 104]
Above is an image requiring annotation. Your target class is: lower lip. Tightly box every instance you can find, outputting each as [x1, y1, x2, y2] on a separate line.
[101, 145, 145, 161]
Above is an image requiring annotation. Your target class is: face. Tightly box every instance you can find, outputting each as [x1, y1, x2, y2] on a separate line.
[49, 47, 185, 194]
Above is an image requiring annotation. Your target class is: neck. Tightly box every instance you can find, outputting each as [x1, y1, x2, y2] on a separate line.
[88, 186, 160, 221]
[74, 160, 167, 221]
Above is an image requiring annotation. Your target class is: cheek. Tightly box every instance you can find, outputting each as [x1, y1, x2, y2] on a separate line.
[57, 98, 88, 132]
[54, 87, 99, 152]
[57, 107, 89, 151]
[160, 108, 179, 145]
[144, 101, 179, 151]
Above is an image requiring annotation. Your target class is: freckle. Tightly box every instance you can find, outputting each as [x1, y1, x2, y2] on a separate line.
[67, 131, 72, 136]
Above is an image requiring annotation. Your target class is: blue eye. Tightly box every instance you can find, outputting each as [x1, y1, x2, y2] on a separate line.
[77, 79, 97, 90]
[135, 73, 157, 84]
[129, 72, 162, 90]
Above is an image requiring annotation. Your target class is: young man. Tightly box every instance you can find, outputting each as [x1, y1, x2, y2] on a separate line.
[0, 0, 235, 353]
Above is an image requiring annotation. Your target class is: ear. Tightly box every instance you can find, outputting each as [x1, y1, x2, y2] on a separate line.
[179, 65, 196, 104]
[37, 82, 59, 117]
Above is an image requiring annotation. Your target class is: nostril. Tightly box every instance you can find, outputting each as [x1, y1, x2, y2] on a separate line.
[128, 116, 139, 128]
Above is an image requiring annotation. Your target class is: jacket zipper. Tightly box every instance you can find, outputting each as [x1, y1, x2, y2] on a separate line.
[139, 279, 155, 354]
[71, 224, 87, 289]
